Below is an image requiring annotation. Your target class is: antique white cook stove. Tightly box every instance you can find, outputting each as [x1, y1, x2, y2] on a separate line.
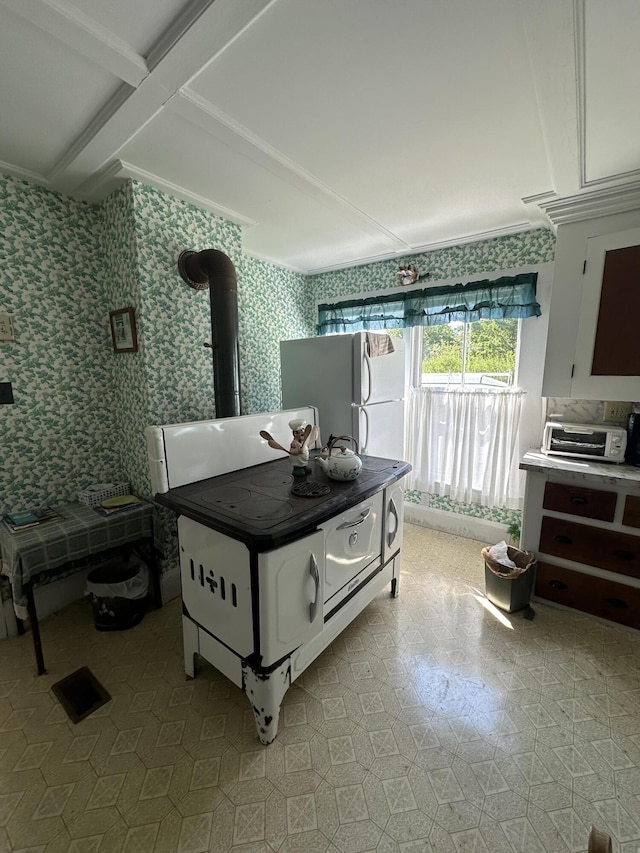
[146, 407, 408, 744]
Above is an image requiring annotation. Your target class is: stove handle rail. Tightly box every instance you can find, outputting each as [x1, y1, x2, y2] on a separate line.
[337, 508, 371, 530]
[309, 554, 320, 623]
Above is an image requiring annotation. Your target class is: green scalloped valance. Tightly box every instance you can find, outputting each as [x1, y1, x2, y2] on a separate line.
[317, 273, 541, 335]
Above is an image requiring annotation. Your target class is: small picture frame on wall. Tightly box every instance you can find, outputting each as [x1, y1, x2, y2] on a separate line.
[109, 307, 138, 353]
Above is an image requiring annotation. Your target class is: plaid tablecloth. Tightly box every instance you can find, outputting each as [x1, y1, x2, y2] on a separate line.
[0, 501, 154, 618]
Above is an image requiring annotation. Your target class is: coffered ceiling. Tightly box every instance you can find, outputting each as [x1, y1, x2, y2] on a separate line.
[1, 0, 638, 273]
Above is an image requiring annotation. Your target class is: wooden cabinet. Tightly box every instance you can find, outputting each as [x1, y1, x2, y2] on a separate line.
[539, 516, 640, 579]
[571, 228, 640, 400]
[623, 495, 640, 529]
[542, 482, 616, 521]
[541, 205, 640, 400]
[521, 458, 640, 630]
[535, 561, 640, 629]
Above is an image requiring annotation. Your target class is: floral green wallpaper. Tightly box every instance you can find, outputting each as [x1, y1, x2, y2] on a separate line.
[240, 254, 313, 413]
[130, 182, 242, 426]
[1, 168, 555, 574]
[0, 174, 119, 513]
[1, 175, 312, 574]
[308, 229, 556, 526]
[100, 182, 148, 499]
[307, 229, 556, 302]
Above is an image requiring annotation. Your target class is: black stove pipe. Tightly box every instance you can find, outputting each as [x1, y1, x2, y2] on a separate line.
[178, 249, 241, 418]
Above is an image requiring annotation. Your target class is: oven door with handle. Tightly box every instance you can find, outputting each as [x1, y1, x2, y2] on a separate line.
[321, 491, 383, 608]
[258, 530, 325, 668]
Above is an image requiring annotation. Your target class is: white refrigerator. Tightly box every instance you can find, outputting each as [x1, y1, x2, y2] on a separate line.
[280, 332, 406, 460]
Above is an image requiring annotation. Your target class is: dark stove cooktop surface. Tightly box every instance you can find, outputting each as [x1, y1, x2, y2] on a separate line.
[155, 450, 410, 550]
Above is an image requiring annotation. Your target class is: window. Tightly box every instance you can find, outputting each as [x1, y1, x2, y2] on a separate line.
[405, 317, 524, 509]
[316, 268, 543, 510]
[413, 318, 519, 387]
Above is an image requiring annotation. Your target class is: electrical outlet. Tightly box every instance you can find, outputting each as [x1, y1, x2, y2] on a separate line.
[603, 402, 632, 423]
[0, 313, 15, 341]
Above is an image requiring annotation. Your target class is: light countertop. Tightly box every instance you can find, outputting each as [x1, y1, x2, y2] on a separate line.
[520, 449, 640, 488]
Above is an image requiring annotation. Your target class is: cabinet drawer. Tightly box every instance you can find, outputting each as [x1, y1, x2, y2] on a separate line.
[623, 495, 640, 529]
[540, 516, 640, 578]
[542, 482, 616, 521]
[535, 561, 640, 629]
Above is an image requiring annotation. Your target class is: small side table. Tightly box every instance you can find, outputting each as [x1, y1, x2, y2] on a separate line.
[0, 501, 162, 675]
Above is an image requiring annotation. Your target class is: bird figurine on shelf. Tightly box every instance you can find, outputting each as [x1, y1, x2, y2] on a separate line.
[397, 264, 419, 285]
[397, 265, 432, 287]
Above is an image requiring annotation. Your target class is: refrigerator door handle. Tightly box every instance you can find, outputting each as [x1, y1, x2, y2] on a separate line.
[362, 350, 372, 404]
[361, 406, 370, 453]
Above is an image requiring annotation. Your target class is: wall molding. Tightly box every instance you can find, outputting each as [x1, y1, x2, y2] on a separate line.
[538, 181, 640, 226]
[0, 160, 50, 188]
[103, 160, 258, 227]
[308, 223, 544, 276]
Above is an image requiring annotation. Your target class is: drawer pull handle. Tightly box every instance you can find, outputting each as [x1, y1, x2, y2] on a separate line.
[607, 597, 629, 609]
[554, 535, 572, 545]
[570, 496, 588, 505]
[337, 508, 371, 530]
[614, 549, 634, 561]
[549, 580, 567, 590]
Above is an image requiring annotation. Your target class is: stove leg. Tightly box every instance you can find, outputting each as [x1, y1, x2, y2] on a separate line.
[391, 556, 400, 598]
[183, 618, 198, 678]
[242, 659, 291, 745]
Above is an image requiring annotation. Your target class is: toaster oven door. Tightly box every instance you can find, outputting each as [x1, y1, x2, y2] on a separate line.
[546, 424, 608, 458]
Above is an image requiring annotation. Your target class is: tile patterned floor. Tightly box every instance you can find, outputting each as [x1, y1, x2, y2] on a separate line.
[1, 523, 640, 852]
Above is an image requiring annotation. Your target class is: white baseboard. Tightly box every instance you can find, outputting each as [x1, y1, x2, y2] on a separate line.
[404, 504, 508, 544]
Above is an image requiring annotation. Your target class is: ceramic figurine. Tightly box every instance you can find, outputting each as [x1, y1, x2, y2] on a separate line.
[259, 422, 318, 475]
[288, 419, 312, 476]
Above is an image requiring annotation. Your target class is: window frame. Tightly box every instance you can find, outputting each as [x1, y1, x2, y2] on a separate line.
[407, 317, 522, 390]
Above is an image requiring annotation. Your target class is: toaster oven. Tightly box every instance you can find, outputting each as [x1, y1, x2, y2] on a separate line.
[542, 421, 627, 463]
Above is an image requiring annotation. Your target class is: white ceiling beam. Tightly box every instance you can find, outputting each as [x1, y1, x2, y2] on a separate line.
[517, 0, 581, 198]
[169, 90, 412, 252]
[49, 78, 169, 192]
[0, 0, 148, 86]
[149, 0, 278, 88]
[46, 0, 276, 195]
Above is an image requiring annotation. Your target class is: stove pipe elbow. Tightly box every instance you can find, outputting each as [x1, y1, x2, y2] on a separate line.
[178, 249, 241, 419]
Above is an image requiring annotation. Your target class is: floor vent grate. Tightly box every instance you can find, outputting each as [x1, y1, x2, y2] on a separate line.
[51, 666, 111, 723]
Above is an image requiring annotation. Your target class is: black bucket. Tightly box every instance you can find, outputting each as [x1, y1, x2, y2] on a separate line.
[86, 562, 148, 631]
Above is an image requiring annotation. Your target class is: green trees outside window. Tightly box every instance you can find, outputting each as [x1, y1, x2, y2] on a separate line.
[420, 318, 517, 386]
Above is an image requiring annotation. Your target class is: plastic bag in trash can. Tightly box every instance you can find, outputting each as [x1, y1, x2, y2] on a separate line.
[86, 563, 148, 600]
[482, 541, 535, 580]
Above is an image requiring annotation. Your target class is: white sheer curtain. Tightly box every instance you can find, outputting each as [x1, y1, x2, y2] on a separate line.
[405, 386, 524, 509]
